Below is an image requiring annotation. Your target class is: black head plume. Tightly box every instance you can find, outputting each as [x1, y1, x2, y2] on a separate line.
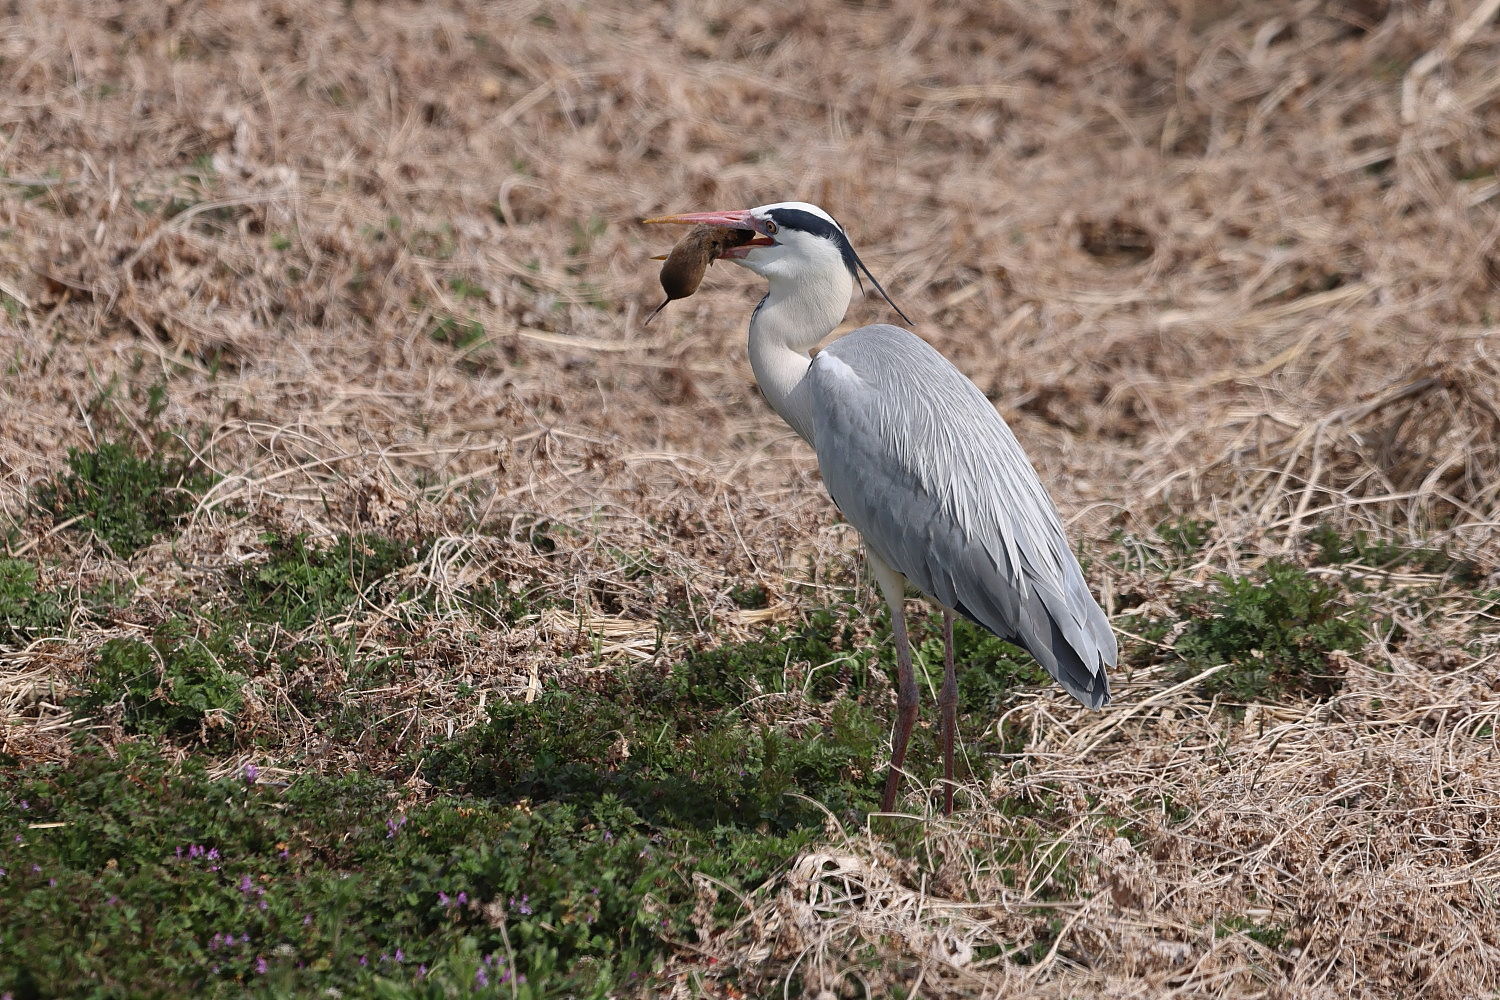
[764, 207, 913, 326]
[846, 246, 912, 326]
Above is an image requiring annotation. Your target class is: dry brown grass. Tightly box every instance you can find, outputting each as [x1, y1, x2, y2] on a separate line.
[3, 0, 1500, 996]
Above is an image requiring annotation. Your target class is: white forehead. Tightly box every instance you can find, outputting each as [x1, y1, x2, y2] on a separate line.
[751, 201, 841, 230]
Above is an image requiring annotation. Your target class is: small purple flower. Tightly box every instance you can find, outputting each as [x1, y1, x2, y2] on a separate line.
[0, 868, 7, 878]
[19, 800, 28, 810]
[255, 957, 268, 975]
[239, 875, 254, 894]
[106, 895, 119, 906]
[509, 894, 532, 915]
[359, 955, 368, 967]
[457, 891, 468, 906]
[258, 900, 268, 911]
[302, 914, 312, 926]
[30, 864, 40, 874]
[47, 878, 57, 887]
[437, 891, 450, 907]
[240, 933, 250, 944]
[475, 968, 489, 987]
[394, 948, 404, 962]
[13, 834, 22, 845]
[418, 964, 428, 979]
[386, 815, 407, 838]
[207, 848, 220, 860]
[244, 763, 259, 785]
[278, 847, 289, 860]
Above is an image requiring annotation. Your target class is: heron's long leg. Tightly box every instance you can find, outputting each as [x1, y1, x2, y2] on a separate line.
[880, 596, 918, 812]
[939, 609, 957, 815]
[872, 556, 917, 812]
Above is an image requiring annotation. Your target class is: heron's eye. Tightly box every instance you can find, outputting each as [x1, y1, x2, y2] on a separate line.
[764, 220, 779, 236]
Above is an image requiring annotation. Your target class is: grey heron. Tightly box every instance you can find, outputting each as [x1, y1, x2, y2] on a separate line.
[643, 202, 1115, 815]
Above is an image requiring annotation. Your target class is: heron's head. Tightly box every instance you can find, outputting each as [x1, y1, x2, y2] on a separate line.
[643, 201, 909, 323]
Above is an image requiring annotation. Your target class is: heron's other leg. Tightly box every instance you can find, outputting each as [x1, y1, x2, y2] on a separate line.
[939, 609, 958, 816]
[879, 597, 919, 812]
[872, 557, 917, 812]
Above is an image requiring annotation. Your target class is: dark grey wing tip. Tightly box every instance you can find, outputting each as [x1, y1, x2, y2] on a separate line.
[1088, 662, 1112, 708]
[1053, 648, 1111, 710]
[1062, 675, 1110, 710]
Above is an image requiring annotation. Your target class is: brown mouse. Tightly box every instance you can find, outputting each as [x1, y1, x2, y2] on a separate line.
[645, 225, 754, 325]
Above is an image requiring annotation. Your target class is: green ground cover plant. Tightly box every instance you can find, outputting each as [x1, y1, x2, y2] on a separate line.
[0, 558, 67, 645]
[32, 439, 217, 557]
[1175, 561, 1371, 701]
[0, 744, 717, 998]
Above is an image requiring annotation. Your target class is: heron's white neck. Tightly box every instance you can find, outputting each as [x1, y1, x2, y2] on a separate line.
[747, 271, 852, 444]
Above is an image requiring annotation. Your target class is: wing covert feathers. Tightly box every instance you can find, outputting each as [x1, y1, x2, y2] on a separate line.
[809, 325, 1114, 709]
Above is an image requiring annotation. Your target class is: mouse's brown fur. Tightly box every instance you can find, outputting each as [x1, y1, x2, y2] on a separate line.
[646, 225, 754, 324]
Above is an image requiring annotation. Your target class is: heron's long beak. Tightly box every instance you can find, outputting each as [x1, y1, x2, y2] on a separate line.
[641, 209, 756, 229]
[642, 208, 774, 260]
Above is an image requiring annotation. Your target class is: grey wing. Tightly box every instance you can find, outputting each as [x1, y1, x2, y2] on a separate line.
[808, 326, 1114, 708]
